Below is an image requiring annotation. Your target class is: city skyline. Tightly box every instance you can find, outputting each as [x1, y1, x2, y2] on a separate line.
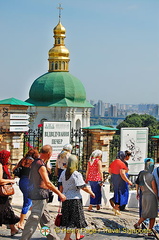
[0, 0, 158, 104]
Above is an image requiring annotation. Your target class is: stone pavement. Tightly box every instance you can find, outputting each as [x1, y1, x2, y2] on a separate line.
[0, 183, 158, 240]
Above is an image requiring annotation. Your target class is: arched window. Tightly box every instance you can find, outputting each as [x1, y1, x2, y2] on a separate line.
[61, 61, 64, 70]
[58, 38, 60, 44]
[55, 62, 58, 70]
[76, 119, 81, 130]
[52, 62, 54, 70]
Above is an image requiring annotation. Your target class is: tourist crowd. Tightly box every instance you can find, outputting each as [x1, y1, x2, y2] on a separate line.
[0, 146, 159, 240]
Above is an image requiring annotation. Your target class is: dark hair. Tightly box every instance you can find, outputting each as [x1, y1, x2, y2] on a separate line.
[125, 150, 131, 157]
[25, 148, 39, 159]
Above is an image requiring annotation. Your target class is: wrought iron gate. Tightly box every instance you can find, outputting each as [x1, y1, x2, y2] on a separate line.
[23, 127, 88, 170]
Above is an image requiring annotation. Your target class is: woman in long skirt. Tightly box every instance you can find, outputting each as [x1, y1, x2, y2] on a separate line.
[59, 154, 95, 240]
[85, 150, 103, 211]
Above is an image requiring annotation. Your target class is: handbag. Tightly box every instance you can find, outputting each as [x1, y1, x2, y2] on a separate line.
[54, 202, 62, 227]
[0, 183, 14, 196]
[13, 167, 22, 178]
[54, 213, 62, 227]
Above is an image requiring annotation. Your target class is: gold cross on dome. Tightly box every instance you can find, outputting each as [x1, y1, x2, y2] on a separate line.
[57, 3, 63, 20]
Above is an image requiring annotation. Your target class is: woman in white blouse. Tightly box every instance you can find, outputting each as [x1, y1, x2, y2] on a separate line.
[59, 154, 95, 240]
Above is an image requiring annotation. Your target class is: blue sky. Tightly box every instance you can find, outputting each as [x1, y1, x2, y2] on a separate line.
[0, 0, 158, 104]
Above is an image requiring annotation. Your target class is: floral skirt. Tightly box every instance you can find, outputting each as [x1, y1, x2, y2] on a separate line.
[61, 199, 87, 229]
[0, 196, 20, 226]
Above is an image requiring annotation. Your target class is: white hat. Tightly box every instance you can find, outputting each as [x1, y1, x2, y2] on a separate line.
[63, 144, 72, 151]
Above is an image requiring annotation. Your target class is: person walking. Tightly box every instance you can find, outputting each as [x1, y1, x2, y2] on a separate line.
[59, 154, 95, 240]
[109, 150, 132, 215]
[134, 158, 158, 236]
[0, 150, 20, 236]
[85, 149, 103, 211]
[20, 145, 66, 240]
[13, 148, 39, 230]
[55, 143, 72, 179]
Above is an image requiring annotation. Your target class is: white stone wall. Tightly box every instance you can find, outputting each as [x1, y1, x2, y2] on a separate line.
[28, 106, 91, 130]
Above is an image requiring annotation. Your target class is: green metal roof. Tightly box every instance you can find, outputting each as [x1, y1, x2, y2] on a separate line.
[151, 135, 159, 139]
[0, 97, 33, 106]
[83, 125, 118, 131]
[26, 72, 93, 108]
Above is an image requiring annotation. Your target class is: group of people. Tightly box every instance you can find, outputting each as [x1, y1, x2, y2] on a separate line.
[0, 144, 159, 239]
[0, 145, 98, 240]
[109, 150, 159, 236]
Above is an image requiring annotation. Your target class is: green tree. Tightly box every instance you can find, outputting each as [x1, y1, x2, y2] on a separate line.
[116, 114, 159, 136]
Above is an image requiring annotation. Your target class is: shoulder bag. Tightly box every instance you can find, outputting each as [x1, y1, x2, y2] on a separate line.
[0, 183, 14, 196]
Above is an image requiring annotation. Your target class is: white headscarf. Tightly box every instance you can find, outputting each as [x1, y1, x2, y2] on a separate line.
[63, 144, 73, 151]
[89, 149, 102, 163]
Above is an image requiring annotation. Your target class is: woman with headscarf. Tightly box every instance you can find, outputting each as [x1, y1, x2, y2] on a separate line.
[0, 150, 20, 236]
[85, 149, 103, 211]
[13, 148, 39, 230]
[55, 143, 72, 179]
[134, 158, 158, 235]
[59, 154, 95, 240]
[109, 150, 132, 215]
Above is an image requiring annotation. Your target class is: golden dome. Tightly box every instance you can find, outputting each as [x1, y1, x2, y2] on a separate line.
[54, 21, 66, 37]
[48, 20, 70, 72]
[49, 46, 69, 59]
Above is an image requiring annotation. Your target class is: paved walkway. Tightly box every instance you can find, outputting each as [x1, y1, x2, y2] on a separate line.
[0, 183, 158, 240]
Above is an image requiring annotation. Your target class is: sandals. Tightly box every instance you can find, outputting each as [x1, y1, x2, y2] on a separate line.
[134, 223, 140, 229]
[76, 235, 85, 240]
[11, 230, 19, 236]
[112, 208, 121, 215]
[96, 205, 100, 210]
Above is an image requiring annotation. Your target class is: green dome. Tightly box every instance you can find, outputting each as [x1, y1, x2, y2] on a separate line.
[26, 72, 92, 107]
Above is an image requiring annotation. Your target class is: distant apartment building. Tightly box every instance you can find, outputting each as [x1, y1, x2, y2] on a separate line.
[90, 100, 105, 117]
[90, 100, 159, 120]
[109, 105, 117, 117]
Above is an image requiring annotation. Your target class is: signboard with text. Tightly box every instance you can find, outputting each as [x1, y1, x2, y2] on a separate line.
[10, 114, 30, 132]
[120, 127, 148, 174]
[10, 114, 30, 120]
[43, 121, 71, 160]
[10, 126, 29, 132]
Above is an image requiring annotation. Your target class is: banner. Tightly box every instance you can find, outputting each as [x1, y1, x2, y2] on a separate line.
[120, 127, 148, 174]
[43, 121, 71, 161]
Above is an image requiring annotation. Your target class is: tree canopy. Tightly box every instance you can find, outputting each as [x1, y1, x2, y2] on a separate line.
[116, 113, 159, 136]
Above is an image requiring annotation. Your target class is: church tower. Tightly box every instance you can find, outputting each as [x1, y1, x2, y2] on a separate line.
[26, 6, 92, 130]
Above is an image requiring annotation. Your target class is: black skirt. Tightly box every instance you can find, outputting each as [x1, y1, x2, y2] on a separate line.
[61, 199, 87, 229]
[0, 196, 20, 226]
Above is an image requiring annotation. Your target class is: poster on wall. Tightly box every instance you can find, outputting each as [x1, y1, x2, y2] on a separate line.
[120, 127, 148, 174]
[43, 121, 71, 161]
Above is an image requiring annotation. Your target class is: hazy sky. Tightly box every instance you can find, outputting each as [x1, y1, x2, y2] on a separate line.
[0, 0, 158, 105]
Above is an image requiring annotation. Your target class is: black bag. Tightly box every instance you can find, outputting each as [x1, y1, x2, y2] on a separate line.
[13, 167, 22, 178]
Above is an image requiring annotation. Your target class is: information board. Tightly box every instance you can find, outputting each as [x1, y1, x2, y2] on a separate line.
[43, 121, 71, 160]
[120, 127, 148, 174]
